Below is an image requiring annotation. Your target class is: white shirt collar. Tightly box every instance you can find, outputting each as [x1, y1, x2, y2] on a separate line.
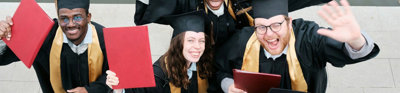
[207, 3, 224, 17]
[62, 24, 92, 55]
[138, 0, 149, 5]
[263, 45, 288, 60]
[187, 62, 197, 79]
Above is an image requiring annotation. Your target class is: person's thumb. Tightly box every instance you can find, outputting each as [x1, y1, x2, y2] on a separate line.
[106, 70, 115, 75]
[67, 88, 77, 92]
[6, 16, 12, 25]
[317, 28, 335, 37]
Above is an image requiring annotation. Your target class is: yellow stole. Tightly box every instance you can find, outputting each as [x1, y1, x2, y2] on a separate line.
[49, 23, 104, 93]
[164, 58, 208, 93]
[241, 30, 308, 92]
[169, 71, 209, 93]
[224, 0, 236, 20]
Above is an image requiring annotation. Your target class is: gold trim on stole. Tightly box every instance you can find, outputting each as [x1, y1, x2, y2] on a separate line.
[164, 58, 209, 93]
[225, 0, 237, 20]
[286, 29, 307, 92]
[169, 69, 208, 93]
[244, 12, 254, 26]
[241, 32, 260, 72]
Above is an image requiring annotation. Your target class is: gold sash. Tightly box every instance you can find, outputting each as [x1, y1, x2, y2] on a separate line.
[224, 0, 236, 20]
[49, 23, 104, 93]
[204, 0, 208, 14]
[169, 69, 208, 93]
[244, 12, 254, 26]
[241, 32, 260, 72]
[224, 0, 254, 26]
[241, 30, 308, 92]
[164, 58, 208, 93]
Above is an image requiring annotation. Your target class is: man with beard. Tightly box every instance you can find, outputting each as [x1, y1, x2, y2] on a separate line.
[215, 0, 380, 93]
[0, 0, 110, 92]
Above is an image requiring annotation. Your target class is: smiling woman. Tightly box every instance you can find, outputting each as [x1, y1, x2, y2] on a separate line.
[106, 11, 218, 93]
[182, 31, 206, 64]
[159, 30, 213, 91]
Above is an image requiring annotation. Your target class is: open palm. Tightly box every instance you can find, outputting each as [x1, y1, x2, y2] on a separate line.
[317, 0, 362, 43]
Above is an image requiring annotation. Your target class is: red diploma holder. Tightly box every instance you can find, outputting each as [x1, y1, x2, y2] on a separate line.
[233, 69, 282, 93]
[103, 26, 156, 89]
[2, 0, 54, 68]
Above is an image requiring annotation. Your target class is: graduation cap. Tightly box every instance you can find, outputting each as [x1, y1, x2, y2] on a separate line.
[164, 10, 211, 38]
[252, 0, 288, 19]
[56, 0, 89, 11]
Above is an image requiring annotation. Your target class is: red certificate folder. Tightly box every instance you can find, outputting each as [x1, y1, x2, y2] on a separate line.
[233, 69, 281, 93]
[2, 0, 54, 68]
[103, 26, 155, 89]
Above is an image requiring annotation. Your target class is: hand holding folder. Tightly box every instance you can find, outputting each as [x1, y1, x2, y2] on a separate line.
[233, 69, 281, 93]
[2, 0, 54, 68]
[103, 26, 155, 89]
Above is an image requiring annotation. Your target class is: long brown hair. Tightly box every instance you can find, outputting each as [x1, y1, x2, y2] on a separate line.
[160, 32, 214, 89]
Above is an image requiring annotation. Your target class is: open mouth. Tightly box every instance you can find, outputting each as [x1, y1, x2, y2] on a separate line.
[66, 28, 79, 35]
[266, 39, 279, 50]
[190, 51, 201, 58]
[208, 1, 222, 7]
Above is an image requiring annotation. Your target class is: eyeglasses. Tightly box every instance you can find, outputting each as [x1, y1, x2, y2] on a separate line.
[60, 16, 84, 26]
[254, 20, 285, 35]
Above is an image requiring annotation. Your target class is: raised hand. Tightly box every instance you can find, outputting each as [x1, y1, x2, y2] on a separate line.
[0, 16, 13, 40]
[317, 0, 366, 50]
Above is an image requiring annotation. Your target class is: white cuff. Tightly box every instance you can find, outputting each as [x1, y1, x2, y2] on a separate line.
[138, 0, 149, 5]
[221, 78, 234, 93]
[0, 40, 6, 55]
[345, 31, 375, 59]
[112, 89, 125, 93]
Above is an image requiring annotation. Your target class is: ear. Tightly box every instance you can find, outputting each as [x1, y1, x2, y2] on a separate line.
[87, 13, 92, 23]
[287, 16, 293, 30]
[56, 12, 63, 26]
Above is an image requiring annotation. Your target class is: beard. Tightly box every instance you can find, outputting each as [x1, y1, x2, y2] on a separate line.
[261, 28, 291, 55]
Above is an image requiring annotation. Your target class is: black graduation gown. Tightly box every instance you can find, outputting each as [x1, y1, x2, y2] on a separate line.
[0, 19, 111, 93]
[136, 0, 236, 49]
[134, 0, 202, 25]
[125, 60, 205, 93]
[215, 18, 380, 93]
[206, 4, 237, 49]
[133, 0, 332, 27]
[134, 0, 331, 48]
[205, 5, 238, 93]
[231, 0, 332, 28]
